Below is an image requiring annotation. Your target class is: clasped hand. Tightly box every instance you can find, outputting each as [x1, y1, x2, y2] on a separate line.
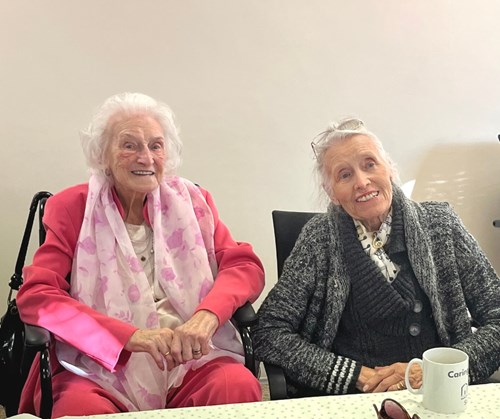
[357, 362, 422, 393]
[124, 310, 219, 371]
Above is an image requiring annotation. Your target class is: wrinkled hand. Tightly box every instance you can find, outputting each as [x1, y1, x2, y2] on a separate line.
[169, 310, 219, 365]
[356, 366, 377, 392]
[124, 328, 175, 371]
[360, 362, 422, 393]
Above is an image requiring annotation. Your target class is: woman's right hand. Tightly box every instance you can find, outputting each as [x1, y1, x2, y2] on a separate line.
[358, 363, 422, 393]
[124, 328, 176, 371]
[356, 366, 377, 392]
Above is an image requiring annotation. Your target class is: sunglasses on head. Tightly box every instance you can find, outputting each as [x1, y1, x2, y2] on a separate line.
[373, 398, 421, 419]
[310, 118, 365, 161]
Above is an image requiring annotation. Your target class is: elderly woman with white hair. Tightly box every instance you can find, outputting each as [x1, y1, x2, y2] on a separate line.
[17, 92, 264, 417]
[253, 118, 500, 398]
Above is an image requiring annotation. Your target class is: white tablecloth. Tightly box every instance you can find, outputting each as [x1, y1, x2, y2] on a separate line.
[10, 383, 500, 419]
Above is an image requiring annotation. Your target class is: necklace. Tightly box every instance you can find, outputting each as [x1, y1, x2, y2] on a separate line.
[125, 223, 155, 287]
[126, 223, 154, 262]
[372, 232, 384, 249]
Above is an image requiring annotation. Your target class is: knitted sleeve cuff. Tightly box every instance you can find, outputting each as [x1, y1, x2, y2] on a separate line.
[347, 362, 363, 393]
[324, 356, 361, 395]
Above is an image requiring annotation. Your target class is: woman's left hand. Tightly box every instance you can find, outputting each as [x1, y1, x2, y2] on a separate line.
[362, 362, 422, 393]
[170, 309, 219, 364]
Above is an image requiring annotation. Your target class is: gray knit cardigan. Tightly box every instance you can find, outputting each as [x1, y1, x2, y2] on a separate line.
[253, 186, 500, 396]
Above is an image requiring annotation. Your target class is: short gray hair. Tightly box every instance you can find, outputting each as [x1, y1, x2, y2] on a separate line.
[311, 117, 400, 197]
[80, 92, 182, 176]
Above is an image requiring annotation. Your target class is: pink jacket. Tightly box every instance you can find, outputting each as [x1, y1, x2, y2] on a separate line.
[17, 183, 264, 411]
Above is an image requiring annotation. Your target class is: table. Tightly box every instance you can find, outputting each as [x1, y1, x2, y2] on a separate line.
[10, 383, 500, 419]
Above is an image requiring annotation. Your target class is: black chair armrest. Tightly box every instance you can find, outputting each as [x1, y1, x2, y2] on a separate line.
[264, 363, 288, 400]
[231, 301, 258, 327]
[230, 302, 259, 377]
[22, 324, 53, 419]
[24, 324, 51, 348]
[21, 324, 50, 379]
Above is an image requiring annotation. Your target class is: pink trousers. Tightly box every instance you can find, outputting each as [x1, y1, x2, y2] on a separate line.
[47, 357, 261, 417]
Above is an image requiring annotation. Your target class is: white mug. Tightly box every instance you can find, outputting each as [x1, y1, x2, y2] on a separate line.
[405, 347, 469, 414]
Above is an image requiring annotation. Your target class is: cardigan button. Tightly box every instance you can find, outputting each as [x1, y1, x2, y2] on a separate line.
[413, 300, 423, 313]
[409, 323, 421, 336]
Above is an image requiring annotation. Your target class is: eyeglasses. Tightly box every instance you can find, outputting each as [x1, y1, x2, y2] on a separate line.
[310, 118, 365, 161]
[373, 398, 421, 419]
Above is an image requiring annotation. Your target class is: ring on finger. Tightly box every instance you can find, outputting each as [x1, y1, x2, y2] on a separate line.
[164, 351, 170, 357]
[192, 349, 202, 355]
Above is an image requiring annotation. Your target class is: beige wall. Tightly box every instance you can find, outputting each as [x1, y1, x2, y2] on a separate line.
[1, 1, 500, 315]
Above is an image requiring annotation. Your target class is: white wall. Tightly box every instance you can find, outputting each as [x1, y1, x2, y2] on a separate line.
[1, 0, 500, 315]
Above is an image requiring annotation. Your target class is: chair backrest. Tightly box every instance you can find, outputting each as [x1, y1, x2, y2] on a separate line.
[271, 210, 320, 277]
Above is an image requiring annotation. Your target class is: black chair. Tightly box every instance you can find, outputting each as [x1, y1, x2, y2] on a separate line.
[8, 191, 259, 418]
[272, 210, 320, 278]
[262, 210, 320, 400]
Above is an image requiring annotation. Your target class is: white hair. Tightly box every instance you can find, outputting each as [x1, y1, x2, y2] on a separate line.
[312, 117, 400, 198]
[80, 92, 182, 176]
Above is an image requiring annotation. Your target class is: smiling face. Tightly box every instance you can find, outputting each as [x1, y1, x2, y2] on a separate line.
[324, 134, 393, 231]
[105, 113, 166, 209]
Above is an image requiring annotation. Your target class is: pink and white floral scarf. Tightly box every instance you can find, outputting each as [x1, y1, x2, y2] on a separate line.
[56, 174, 244, 411]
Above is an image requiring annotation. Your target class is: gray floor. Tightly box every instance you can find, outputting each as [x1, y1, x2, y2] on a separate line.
[261, 380, 270, 401]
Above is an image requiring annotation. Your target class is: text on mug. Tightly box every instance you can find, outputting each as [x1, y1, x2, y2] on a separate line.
[448, 369, 468, 378]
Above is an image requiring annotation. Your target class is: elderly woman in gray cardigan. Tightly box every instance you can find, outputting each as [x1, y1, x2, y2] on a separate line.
[253, 118, 500, 397]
